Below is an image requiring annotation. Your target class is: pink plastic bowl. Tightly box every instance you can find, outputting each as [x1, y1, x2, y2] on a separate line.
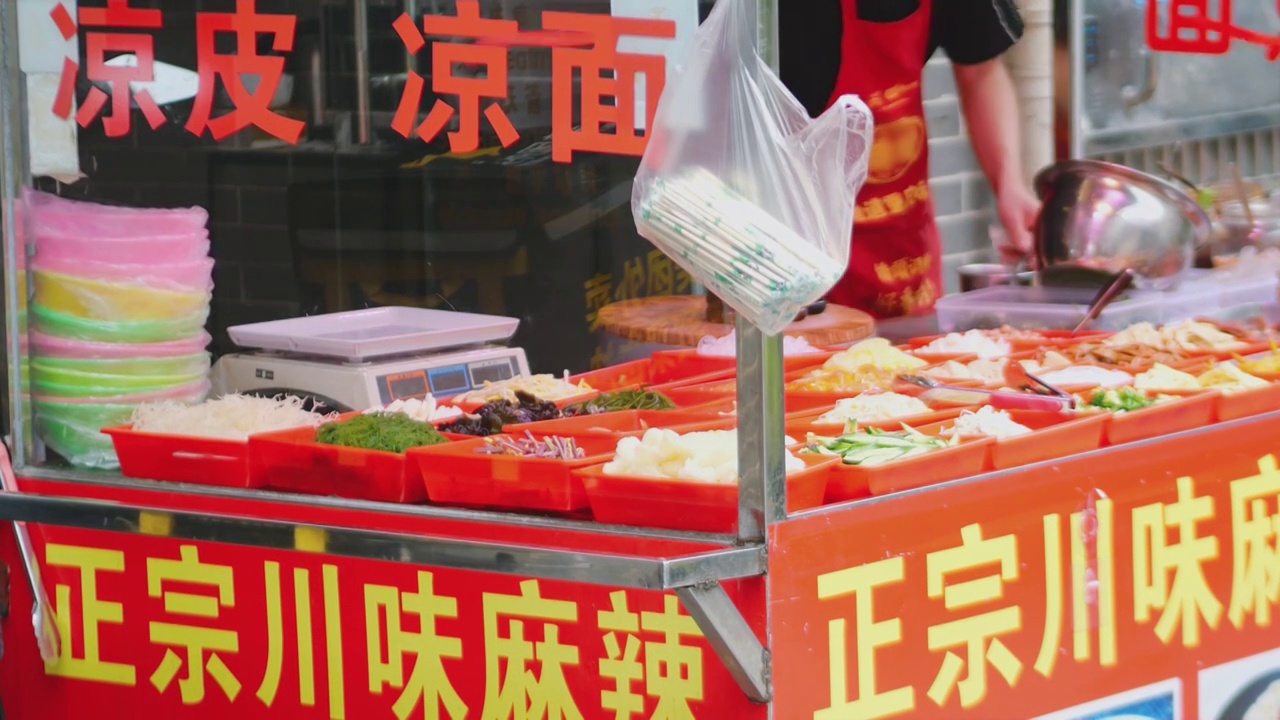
[31, 331, 212, 360]
[25, 189, 208, 237]
[34, 231, 210, 265]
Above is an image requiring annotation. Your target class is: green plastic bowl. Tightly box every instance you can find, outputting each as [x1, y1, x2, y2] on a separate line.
[32, 363, 207, 392]
[32, 302, 208, 343]
[32, 353, 211, 377]
[33, 374, 201, 398]
[34, 401, 135, 469]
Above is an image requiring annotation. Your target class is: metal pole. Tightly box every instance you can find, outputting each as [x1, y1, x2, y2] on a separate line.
[736, 0, 787, 544]
[0, 0, 29, 466]
[353, 0, 372, 145]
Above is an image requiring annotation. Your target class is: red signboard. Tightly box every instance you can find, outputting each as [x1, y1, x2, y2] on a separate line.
[1146, 0, 1280, 59]
[49, 0, 676, 161]
[0, 524, 762, 719]
[771, 416, 1280, 719]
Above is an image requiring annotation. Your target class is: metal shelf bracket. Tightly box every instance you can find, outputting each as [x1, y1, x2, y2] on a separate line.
[676, 581, 772, 703]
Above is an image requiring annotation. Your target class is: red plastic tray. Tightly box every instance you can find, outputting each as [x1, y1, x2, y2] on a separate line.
[569, 358, 733, 394]
[410, 434, 618, 513]
[507, 410, 733, 439]
[575, 453, 838, 533]
[247, 415, 467, 503]
[1099, 390, 1219, 446]
[921, 409, 1109, 470]
[648, 349, 832, 380]
[103, 425, 256, 488]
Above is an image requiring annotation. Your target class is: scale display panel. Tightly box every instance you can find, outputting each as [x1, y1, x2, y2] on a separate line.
[375, 357, 520, 404]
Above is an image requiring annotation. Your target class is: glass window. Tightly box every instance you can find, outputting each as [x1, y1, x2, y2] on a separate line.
[2, 0, 713, 472]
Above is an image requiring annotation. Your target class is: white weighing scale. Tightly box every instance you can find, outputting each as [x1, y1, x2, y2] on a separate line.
[211, 307, 530, 411]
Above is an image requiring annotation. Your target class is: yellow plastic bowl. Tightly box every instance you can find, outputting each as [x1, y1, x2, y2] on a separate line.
[33, 269, 210, 322]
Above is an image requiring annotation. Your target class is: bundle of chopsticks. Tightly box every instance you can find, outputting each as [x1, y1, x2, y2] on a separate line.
[636, 168, 842, 328]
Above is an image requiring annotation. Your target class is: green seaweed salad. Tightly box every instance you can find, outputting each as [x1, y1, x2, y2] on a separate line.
[316, 412, 448, 453]
[563, 389, 676, 416]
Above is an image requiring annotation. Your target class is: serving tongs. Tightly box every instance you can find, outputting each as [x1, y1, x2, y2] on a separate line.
[897, 375, 1075, 412]
[1002, 362, 1078, 409]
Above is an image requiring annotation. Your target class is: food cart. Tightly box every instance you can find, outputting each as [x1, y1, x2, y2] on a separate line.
[3, 0, 1280, 719]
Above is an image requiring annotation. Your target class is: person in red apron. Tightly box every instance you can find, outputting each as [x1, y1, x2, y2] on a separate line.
[781, 0, 1040, 318]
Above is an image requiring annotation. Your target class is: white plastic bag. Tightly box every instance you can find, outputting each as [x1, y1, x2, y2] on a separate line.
[632, 0, 874, 335]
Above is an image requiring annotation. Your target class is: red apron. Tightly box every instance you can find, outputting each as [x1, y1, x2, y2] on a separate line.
[824, 0, 943, 319]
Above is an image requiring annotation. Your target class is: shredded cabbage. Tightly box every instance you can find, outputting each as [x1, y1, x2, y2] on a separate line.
[131, 394, 330, 440]
[941, 407, 1032, 440]
[604, 428, 804, 484]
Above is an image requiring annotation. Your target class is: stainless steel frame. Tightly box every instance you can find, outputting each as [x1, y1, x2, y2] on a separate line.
[0, 0, 787, 708]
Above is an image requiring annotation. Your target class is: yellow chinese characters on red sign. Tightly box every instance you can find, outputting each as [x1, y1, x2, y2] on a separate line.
[775, 449, 1280, 720]
[31, 532, 743, 719]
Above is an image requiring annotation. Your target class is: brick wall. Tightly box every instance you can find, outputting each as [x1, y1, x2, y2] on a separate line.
[923, 54, 1001, 295]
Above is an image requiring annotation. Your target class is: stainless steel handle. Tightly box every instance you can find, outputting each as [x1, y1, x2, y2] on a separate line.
[1122, 52, 1159, 111]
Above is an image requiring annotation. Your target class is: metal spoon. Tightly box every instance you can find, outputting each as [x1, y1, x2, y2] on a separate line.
[1071, 268, 1135, 337]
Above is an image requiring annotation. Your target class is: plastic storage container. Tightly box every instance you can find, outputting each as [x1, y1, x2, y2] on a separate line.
[935, 269, 1279, 332]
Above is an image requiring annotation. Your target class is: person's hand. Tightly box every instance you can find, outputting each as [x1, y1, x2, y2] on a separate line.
[995, 184, 1041, 266]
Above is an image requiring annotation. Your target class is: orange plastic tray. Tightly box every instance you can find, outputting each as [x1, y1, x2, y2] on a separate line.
[410, 434, 617, 513]
[575, 453, 837, 533]
[1099, 391, 1219, 446]
[247, 417, 466, 503]
[821, 435, 993, 500]
[1214, 383, 1280, 422]
[922, 409, 1109, 470]
[507, 410, 733, 439]
[569, 358, 733, 393]
[103, 425, 256, 488]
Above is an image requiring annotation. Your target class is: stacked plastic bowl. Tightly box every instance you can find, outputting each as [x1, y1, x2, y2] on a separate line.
[26, 191, 214, 469]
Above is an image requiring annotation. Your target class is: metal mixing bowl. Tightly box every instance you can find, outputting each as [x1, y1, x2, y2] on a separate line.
[1034, 160, 1211, 290]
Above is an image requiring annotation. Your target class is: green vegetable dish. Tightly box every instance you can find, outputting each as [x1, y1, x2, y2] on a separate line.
[804, 425, 956, 467]
[1088, 387, 1157, 412]
[563, 389, 676, 416]
[316, 412, 448, 453]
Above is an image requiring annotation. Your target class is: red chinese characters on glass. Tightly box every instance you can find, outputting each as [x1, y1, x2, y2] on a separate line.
[543, 13, 676, 163]
[1146, 0, 1280, 59]
[188, 0, 305, 144]
[51, 0, 166, 138]
[392, 1, 521, 153]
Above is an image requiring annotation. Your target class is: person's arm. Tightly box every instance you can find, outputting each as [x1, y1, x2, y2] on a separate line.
[934, 0, 1037, 259]
[954, 59, 1041, 257]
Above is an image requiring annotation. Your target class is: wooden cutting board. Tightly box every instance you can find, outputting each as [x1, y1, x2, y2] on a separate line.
[597, 296, 876, 348]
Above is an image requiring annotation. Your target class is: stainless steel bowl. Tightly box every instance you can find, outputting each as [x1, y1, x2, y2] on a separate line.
[1034, 160, 1211, 290]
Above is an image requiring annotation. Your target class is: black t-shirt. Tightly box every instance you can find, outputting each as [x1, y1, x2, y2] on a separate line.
[780, 0, 1026, 117]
